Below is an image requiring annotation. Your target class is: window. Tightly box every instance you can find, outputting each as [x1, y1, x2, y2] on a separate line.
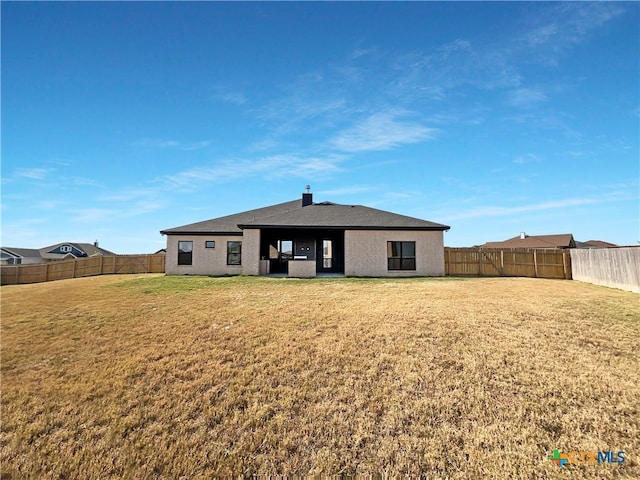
[387, 241, 416, 270]
[205, 241, 216, 248]
[278, 240, 293, 261]
[60, 245, 72, 253]
[178, 241, 193, 265]
[323, 239, 333, 269]
[227, 241, 242, 265]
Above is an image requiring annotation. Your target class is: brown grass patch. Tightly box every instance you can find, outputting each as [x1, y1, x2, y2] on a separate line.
[1, 275, 638, 478]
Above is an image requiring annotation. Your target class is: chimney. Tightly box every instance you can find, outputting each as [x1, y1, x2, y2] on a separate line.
[94, 240, 99, 247]
[302, 185, 313, 207]
[520, 232, 527, 240]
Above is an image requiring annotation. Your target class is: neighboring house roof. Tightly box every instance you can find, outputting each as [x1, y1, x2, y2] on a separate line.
[161, 198, 450, 234]
[578, 240, 618, 248]
[40, 242, 115, 258]
[483, 233, 576, 249]
[1, 247, 43, 259]
[1, 243, 116, 263]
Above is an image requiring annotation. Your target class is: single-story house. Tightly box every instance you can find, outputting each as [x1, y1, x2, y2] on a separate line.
[160, 193, 450, 277]
[483, 233, 576, 249]
[0, 242, 115, 265]
[574, 240, 618, 248]
[0, 247, 44, 265]
[39, 242, 115, 261]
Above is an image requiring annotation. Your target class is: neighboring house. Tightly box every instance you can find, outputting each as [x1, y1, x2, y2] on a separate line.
[575, 240, 618, 248]
[1, 248, 44, 265]
[0, 242, 115, 265]
[160, 193, 450, 277]
[483, 233, 576, 249]
[39, 242, 115, 261]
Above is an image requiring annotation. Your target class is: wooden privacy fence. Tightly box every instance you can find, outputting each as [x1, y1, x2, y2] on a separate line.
[0, 254, 166, 285]
[571, 246, 640, 293]
[445, 247, 572, 279]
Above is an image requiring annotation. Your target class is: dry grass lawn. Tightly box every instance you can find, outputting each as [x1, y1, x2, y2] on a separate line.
[1, 274, 638, 478]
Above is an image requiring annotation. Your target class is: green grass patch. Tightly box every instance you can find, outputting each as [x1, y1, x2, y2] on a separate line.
[110, 273, 469, 295]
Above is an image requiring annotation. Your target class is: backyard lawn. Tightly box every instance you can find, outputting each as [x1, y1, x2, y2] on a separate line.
[1, 274, 638, 478]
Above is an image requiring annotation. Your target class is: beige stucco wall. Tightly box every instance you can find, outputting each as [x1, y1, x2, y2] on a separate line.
[241, 229, 261, 276]
[288, 260, 316, 278]
[164, 235, 243, 276]
[344, 230, 445, 277]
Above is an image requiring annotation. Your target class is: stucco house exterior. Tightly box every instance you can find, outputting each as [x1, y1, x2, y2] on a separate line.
[160, 193, 450, 278]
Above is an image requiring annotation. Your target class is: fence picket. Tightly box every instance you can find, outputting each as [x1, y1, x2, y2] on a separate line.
[444, 247, 570, 279]
[1, 254, 166, 285]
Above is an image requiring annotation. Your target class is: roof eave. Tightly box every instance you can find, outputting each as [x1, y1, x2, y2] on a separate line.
[160, 230, 243, 236]
[238, 224, 450, 231]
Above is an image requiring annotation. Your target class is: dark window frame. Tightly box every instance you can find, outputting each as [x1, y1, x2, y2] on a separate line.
[387, 241, 416, 271]
[205, 241, 216, 249]
[178, 240, 193, 266]
[227, 241, 242, 265]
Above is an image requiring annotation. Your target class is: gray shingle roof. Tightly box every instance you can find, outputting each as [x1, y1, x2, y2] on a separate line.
[73, 243, 116, 256]
[240, 202, 449, 230]
[1, 247, 42, 258]
[160, 200, 303, 235]
[39, 243, 116, 257]
[161, 199, 449, 234]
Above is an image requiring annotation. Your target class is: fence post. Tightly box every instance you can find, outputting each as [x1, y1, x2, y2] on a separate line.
[444, 249, 449, 275]
[533, 250, 538, 278]
[72, 259, 76, 279]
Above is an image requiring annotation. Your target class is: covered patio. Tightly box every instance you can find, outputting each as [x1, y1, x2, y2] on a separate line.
[258, 228, 345, 277]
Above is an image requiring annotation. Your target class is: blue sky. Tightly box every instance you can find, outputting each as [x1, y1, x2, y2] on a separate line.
[2, 2, 638, 253]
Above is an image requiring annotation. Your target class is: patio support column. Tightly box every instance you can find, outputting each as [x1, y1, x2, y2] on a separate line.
[241, 228, 261, 275]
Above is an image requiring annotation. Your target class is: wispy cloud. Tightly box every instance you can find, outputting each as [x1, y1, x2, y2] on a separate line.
[244, 4, 620, 155]
[259, 84, 347, 136]
[519, 2, 624, 65]
[71, 198, 165, 223]
[329, 110, 438, 153]
[505, 110, 582, 139]
[508, 87, 547, 108]
[71, 208, 118, 223]
[212, 91, 247, 106]
[318, 185, 379, 197]
[35, 200, 68, 210]
[14, 167, 54, 180]
[134, 138, 212, 151]
[99, 187, 160, 203]
[443, 196, 618, 222]
[163, 153, 345, 191]
[513, 153, 540, 165]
